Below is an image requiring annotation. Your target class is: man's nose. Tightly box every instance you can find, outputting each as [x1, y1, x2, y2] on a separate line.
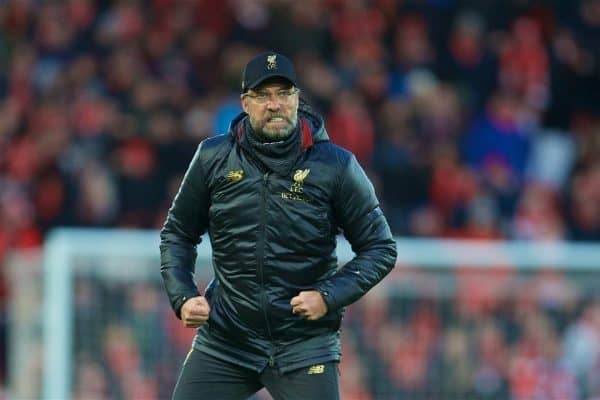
[266, 100, 281, 111]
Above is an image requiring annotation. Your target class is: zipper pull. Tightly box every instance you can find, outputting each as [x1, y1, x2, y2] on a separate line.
[268, 355, 275, 367]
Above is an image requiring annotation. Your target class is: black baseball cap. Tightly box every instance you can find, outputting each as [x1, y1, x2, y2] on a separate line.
[241, 51, 297, 93]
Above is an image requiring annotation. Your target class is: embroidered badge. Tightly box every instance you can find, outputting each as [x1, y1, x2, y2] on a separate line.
[307, 365, 325, 374]
[267, 54, 277, 70]
[226, 169, 244, 182]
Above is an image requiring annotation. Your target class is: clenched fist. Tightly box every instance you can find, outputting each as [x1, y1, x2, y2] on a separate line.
[290, 290, 328, 321]
[180, 296, 210, 328]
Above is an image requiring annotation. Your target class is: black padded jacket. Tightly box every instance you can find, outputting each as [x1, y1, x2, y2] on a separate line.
[160, 102, 397, 373]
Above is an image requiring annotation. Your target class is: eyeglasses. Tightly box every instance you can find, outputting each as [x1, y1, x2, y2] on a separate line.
[243, 88, 299, 104]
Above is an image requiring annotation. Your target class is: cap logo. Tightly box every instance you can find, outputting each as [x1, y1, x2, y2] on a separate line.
[266, 54, 277, 70]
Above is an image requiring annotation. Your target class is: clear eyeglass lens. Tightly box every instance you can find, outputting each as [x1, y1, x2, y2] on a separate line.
[247, 90, 296, 103]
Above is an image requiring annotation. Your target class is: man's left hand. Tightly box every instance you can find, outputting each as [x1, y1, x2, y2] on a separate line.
[290, 291, 328, 320]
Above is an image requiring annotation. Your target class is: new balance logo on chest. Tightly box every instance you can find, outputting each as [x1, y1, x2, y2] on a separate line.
[226, 169, 244, 182]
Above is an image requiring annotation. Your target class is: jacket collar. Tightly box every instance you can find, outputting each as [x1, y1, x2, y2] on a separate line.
[229, 100, 329, 150]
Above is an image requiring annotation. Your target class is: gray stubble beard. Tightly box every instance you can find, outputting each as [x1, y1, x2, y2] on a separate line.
[249, 111, 298, 142]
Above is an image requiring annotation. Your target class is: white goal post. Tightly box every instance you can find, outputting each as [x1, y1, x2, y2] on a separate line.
[41, 228, 600, 399]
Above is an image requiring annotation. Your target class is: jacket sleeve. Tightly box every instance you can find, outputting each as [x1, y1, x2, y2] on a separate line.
[160, 143, 210, 319]
[314, 154, 397, 312]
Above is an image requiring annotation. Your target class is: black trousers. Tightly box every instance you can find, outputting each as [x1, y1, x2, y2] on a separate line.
[172, 348, 340, 400]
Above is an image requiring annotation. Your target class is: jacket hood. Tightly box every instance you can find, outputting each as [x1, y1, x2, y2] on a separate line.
[228, 99, 329, 149]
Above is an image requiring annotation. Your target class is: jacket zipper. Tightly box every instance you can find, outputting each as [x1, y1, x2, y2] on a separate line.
[258, 172, 274, 344]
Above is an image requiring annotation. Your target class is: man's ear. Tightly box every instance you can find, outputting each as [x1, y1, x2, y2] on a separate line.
[240, 95, 249, 113]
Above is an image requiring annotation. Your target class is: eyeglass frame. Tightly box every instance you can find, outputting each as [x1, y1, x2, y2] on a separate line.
[242, 87, 300, 104]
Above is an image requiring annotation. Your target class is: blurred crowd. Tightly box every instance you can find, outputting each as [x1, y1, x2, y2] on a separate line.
[67, 268, 600, 400]
[339, 267, 600, 400]
[3, 0, 600, 259]
[3, 0, 600, 397]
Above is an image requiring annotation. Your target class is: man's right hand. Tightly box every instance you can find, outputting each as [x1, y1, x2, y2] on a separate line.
[180, 296, 211, 328]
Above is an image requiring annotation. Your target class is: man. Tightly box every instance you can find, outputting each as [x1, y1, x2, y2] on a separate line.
[160, 51, 397, 400]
